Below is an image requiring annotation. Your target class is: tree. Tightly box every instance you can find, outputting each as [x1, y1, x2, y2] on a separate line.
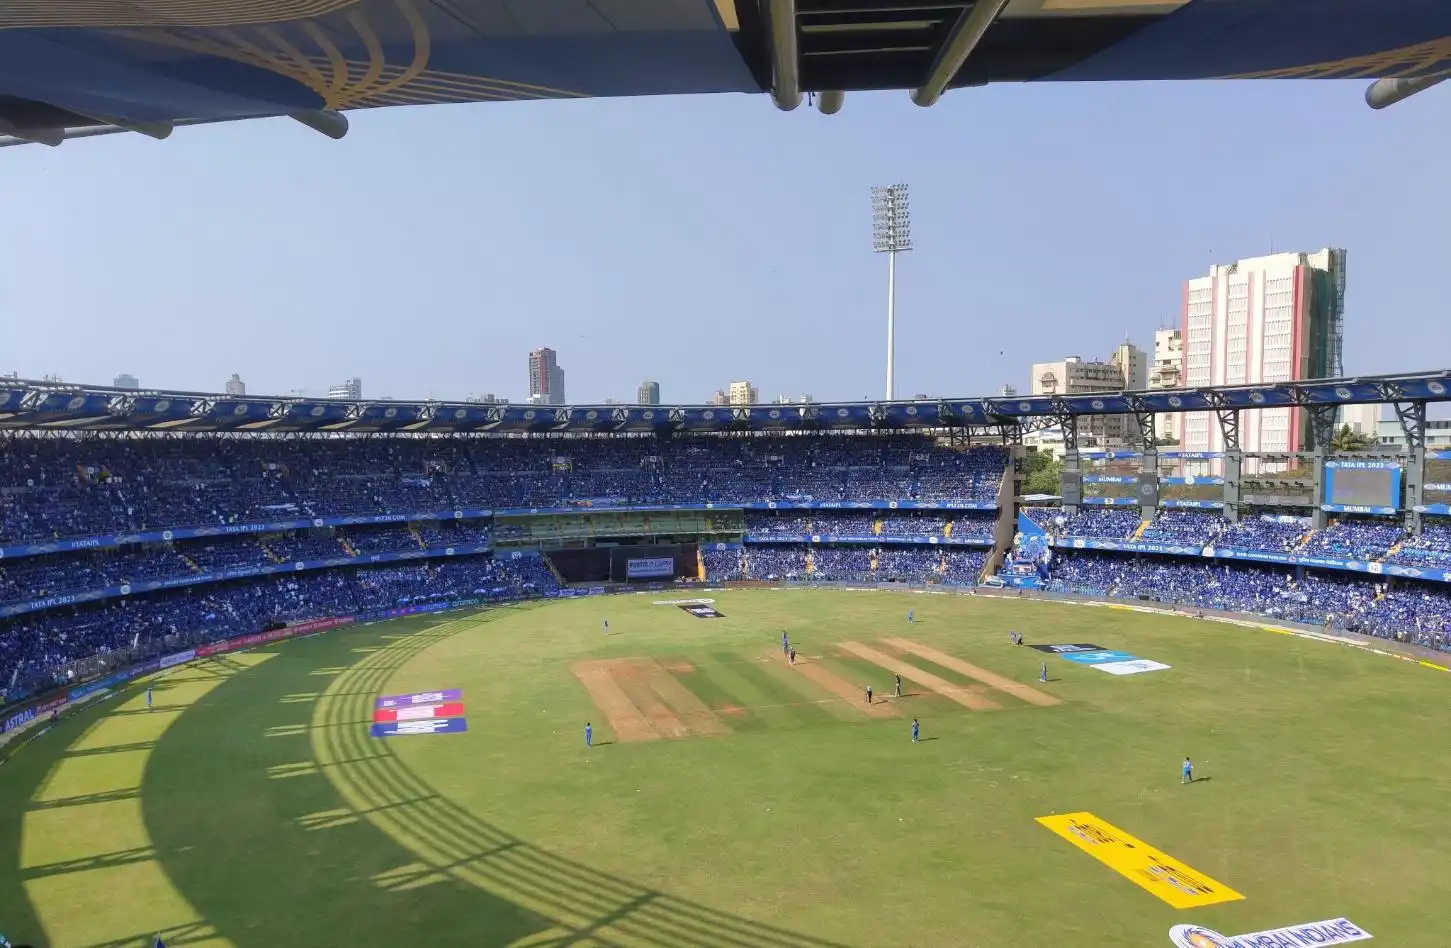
[1021, 449, 1063, 496]
[1330, 423, 1374, 453]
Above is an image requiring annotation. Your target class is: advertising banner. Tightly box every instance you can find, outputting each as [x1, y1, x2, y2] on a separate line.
[626, 557, 676, 579]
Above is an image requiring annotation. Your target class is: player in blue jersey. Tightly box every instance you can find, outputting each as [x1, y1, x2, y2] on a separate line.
[1040, 662, 1048, 682]
[146, 685, 153, 711]
[1182, 757, 1193, 784]
[911, 719, 920, 743]
[585, 722, 592, 748]
[907, 610, 914, 624]
[782, 630, 789, 654]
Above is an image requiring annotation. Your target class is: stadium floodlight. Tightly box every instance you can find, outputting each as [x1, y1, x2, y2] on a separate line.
[871, 184, 912, 401]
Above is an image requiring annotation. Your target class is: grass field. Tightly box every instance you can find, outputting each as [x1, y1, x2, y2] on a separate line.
[3, 587, 1450, 947]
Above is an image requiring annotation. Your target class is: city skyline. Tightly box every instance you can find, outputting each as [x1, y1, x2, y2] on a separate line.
[7, 84, 1445, 405]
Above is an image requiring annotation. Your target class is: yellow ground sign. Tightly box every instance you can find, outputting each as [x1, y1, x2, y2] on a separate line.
[1036, 812, 1244, 909]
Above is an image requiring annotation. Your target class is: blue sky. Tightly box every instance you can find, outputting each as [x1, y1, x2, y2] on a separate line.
[3, 79, 1448, 404]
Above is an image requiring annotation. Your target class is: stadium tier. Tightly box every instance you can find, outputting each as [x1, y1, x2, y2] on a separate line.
[7, 386, 1451, 709]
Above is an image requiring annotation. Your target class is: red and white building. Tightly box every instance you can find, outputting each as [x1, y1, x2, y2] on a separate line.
[1181, 248, 1346, 456]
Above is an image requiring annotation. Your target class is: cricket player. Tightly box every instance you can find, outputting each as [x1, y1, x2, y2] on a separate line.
[585, 722, 593, 748]
[911, 719, 920, 743]
[1040, 662, 1048, 682]
[894, 674, 902, 698]
[603, 618, 609, 635]
[907, 610, 914, 624]
[788, 648, 797, 665]
[782, 630, 790, 654]
[865, 685, 874, 705]
[146, 685, 153, 711]
[1182, 757, 1193, 784]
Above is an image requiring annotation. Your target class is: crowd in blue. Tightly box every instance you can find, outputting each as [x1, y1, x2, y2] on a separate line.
[3, 436, 1450, 708]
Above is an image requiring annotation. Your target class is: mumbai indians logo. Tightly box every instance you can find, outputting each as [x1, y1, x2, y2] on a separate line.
[311, 405, 325, 416]
[836, 408, 849, 417]
[1169, 927, 1232, 948]
[68, 396, 86, 411]
[454, 409, 467, 419]
[1018, 401, 1032, 411]
[384, 407, 398, 418]
[154, 399, 171, 413]
[1091, 399, 1105, 410]
[524, 410, 536, 420]
[643, 410, 655, 420]
[1430, 381, 1447, 395]
[234, 404, 249, 415]
[1335, 387, 1353, 399]
[1249, 391, 1266, 404]
[585, 410, 598, 420]
[1168, 395, 1184, 408]
[703, 410, 716, 420]
[769, 409, 781, 419]
[905, 405, 917, 415]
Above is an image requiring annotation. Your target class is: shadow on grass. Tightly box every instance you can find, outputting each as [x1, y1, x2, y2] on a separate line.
[141, 612, 854, 948]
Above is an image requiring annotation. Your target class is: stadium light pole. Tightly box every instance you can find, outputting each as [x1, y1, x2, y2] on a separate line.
[871, 184, 912, 401]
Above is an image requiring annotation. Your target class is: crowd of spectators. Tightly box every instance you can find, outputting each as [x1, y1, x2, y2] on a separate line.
[703, 546, 985, 584]
[1387, 522, 1451, 569]
[1047, 551, 1451, 652]
[0, 437, 1007, 544]
[0, 555, 556, 701]
[1216, 515, 1310, 552]
[1300, 518, 1405, 560]
[0, 521, 494, 609]
[741, 511, 993, 541]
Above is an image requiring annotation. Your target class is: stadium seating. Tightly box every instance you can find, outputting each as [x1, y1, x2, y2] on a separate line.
[0, 437, 1007, 544]
[0, 555, 555, 702]
[1387, 521, 1451, 569]
[1047, 551, 1450, 653]
[1300, 518, 1403, 560]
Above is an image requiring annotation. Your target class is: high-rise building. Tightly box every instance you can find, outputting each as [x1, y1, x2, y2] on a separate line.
[328, 377, 362, 400]
[113, 373, 139, 390]
[1031, 344, 1146, 445]
[999, 384, 1018, 398]
[528, 347, 566, 406]
[1109, 340, 1148, 391]
[710, 389, 729, 406]
[728, 381, 758, 406]
[225, 373, 246, 396]
[1181, 248, 1347, 454]
[1148, 328, 1183, 443]
[467, 392, 503, 404]
[637, 380, 660, 405]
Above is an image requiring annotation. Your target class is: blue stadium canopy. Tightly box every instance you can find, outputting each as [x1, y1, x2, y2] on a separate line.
[1, 371, 1447, 434]
[1, 0, 1449, 146]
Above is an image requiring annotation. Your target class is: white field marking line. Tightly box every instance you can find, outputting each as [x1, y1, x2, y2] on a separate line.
[991, 593, 1451, 674]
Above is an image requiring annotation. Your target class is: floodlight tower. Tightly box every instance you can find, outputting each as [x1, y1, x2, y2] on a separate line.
[871, 184, 912, 401]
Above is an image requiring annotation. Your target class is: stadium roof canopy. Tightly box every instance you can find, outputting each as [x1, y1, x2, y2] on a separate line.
[1, 371, 1447, 435]
[1, 0, 1449, 147]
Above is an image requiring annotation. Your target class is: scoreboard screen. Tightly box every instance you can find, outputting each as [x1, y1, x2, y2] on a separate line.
[1324, 462, 1401, 511]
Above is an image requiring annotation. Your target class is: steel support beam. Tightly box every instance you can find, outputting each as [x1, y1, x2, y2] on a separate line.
[910, 0, 1010, 107]
[1307, 404, 1337, 529]
[767, 0, 802, 110]
[1366, 76, 1446, 110]
[1395, 401, 1427, 533]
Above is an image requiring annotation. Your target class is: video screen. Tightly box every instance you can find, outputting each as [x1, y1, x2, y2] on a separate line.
[1326, 467, 1398, 509]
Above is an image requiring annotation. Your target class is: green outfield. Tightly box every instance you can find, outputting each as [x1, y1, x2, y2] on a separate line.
[3, 588, 1450, 947]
